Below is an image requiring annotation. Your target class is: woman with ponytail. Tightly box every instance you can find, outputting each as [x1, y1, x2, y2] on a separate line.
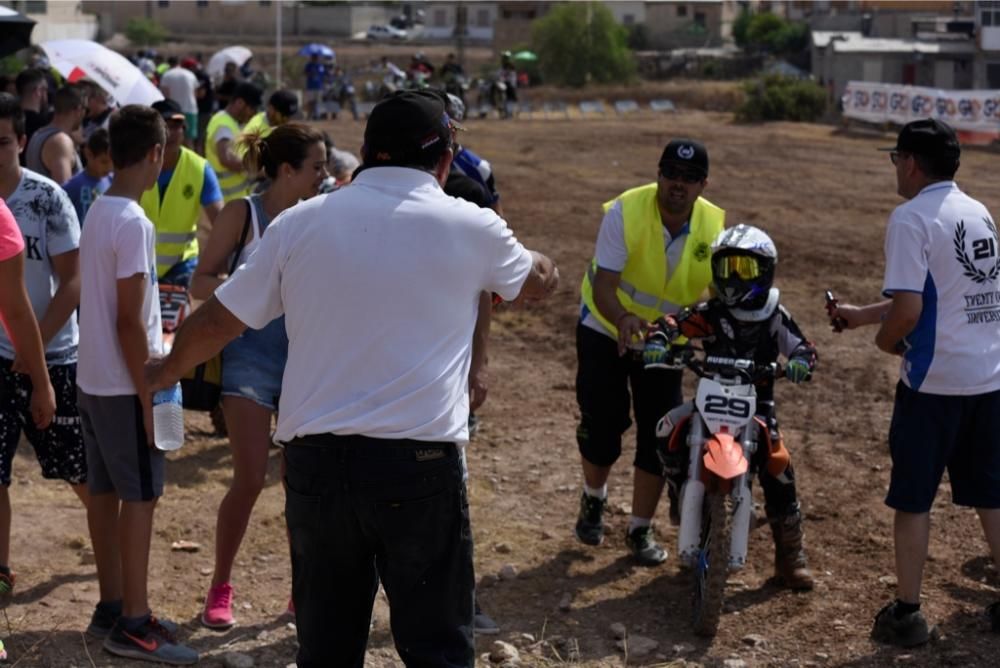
[190, 123, 327, 629]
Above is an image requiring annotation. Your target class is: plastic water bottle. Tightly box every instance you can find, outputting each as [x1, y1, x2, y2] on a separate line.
[152, 383, 184, 451]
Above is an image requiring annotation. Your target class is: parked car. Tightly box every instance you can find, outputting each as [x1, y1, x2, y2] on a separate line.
[366, 24, 407, 40]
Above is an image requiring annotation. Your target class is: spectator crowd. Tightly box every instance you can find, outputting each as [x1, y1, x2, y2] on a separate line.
[0, 41, 998, 668]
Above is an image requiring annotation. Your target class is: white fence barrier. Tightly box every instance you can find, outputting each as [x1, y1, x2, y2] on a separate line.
[842, 81, 1000, 132]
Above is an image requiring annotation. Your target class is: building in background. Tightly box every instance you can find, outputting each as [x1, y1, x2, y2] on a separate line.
[421, 2, 496, 42]
[975, 0, 1000, 87]
[813, 30, 976, 102]
[643, 0, 736, 49]
[1, 0, 98, 41]
[82, 0, 395, 41]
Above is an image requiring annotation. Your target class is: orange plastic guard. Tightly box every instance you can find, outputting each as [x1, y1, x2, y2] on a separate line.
[702, 433, 748, 480]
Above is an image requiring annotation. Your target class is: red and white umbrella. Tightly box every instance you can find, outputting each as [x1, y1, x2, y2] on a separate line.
[41, 39, 163, 107]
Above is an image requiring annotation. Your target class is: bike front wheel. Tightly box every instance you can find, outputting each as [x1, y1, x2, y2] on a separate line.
[692, 490, 732, 637]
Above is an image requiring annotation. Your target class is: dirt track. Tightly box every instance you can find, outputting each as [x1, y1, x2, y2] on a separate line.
[6, 110, 1000, 667]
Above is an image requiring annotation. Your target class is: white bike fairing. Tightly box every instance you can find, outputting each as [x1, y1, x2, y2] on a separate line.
[695, 377, 757, 435]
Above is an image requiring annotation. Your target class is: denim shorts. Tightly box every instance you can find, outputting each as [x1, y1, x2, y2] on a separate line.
[221, 315, 288, 411]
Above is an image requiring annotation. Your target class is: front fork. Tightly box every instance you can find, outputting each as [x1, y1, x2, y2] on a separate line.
[677, 417, 757, 570]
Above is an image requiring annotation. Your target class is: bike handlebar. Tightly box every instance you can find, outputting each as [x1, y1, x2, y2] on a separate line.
[660, 345, 782, 383]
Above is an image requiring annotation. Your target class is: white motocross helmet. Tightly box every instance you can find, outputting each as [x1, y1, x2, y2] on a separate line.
[710, 225, 779, 320]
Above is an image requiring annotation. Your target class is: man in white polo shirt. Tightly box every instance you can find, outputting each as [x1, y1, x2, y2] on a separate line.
[145, 90, 559, 667]
[832, 118, 1000, 647]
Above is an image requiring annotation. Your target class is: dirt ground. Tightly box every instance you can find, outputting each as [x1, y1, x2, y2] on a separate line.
[5, 107, 1000, 667]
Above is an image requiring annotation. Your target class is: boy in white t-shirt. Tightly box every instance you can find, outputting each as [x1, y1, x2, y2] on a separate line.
[76, 106, 197, 665]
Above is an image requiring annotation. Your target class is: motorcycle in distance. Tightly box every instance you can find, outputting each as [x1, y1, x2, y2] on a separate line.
[644, 334, 790, 637]
[475, 76, 513, 119]
[443, 73, 469, 107]
[326, 67, 359, 121]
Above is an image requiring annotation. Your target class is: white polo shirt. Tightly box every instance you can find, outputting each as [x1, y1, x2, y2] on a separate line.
[882, 180, 1000, 395]
[215, 167, 533, 443]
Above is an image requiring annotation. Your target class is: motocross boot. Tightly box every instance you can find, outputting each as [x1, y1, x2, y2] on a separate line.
[768, 510, 815, 590]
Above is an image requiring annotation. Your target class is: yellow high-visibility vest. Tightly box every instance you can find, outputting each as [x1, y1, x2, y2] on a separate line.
[580, 183, 725, 337]
[140, 146, 206, 278]
[205, 110, 250, 203]
[240, 111, 272, 144]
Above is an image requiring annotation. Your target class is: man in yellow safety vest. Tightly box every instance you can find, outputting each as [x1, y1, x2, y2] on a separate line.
[240, 89, 298, 142]
[205, 82, 260, 204]
[574, 139, 725, 565]
[140, 99, 223, 286]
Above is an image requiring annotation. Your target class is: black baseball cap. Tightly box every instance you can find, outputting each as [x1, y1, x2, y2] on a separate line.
[659, 138, 709, 177]
[151, 98, 185, 122]
[269, 90, 298, 118]
[879, 118, 960, 159]
[361, 90, 462, 167]
[233, 82, 262, 109]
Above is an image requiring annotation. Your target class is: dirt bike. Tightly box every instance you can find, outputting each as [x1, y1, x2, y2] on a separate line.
[443, 73, 469, 107]
[647, 342, 785, 637]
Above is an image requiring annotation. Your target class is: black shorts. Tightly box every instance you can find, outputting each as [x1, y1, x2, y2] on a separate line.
[575, 323, 683, 476]
[886, 381, 1000, 513]
[0, 358, 86, 486]
[78, 390, 163, 502]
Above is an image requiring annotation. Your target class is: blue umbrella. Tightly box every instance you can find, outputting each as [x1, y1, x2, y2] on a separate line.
[298, 43, 334, 59]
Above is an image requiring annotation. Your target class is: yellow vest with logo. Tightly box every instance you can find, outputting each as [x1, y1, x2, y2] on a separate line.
[580, 183, 725, 337]
[206, 110, 250, 203]
[140, 147, 206, 278]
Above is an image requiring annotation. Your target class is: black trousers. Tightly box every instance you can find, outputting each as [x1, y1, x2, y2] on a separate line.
[575, 323, 683, 476]
[284, 434, 475, 668]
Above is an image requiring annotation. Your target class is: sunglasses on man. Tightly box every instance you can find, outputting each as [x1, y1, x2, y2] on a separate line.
[889, 150, 909, 166]
[660, 165, 705, 184]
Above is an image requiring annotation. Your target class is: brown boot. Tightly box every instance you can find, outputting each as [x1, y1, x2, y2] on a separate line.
[769, 511, 814, 591]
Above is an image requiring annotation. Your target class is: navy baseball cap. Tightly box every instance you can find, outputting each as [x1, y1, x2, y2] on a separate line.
[233, 82, 263, 109]
[880, 118, 960, 159]
[659, 138, 709, 177]
[152, 99, 184, 122]
[362, 90, 463, 167]
[268, 90, 298, 118]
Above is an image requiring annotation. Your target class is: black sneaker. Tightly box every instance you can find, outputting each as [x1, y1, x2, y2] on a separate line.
[88, 601, 179, 639]
[871, 601, 931, 648]
[574, 492, 606, 546]
[625, 525, 667, 566]
[474, 601, 500, 635]
[87, 600, 123, 638]
[103, 616, 197, 665]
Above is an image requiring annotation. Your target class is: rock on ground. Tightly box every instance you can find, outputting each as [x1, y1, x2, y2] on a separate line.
[489, 640, 520, 664]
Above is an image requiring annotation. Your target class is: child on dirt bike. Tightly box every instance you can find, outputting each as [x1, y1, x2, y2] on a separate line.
[644, 224, 817, 590]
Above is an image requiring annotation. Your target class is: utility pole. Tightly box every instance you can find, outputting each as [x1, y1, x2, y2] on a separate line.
[276, 0, 283, 88]
[455, 2, 467, 70]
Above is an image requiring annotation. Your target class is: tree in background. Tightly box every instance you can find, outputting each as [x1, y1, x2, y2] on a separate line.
[532, 2, 636, 88]
[125, 18, 167, 48]
[737, 74, 826, 122]
[732, 10, 753, 50]
[734, 11, 809, 57]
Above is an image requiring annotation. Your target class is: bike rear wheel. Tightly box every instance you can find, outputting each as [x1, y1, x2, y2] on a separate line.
[692, 491, 732, 637]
